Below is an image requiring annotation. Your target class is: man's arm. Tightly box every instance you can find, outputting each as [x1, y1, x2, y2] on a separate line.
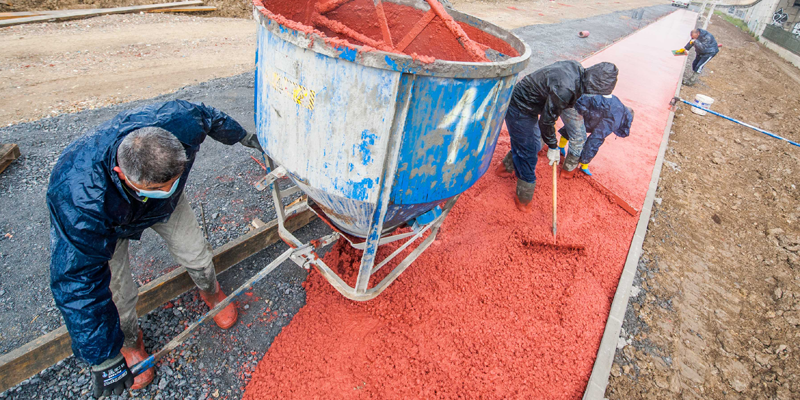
[48, 193, 123, 366]
[613, 106, 634, 138]
[539, 89, 570, 149]
[192, 101, 263, 151]
[181, 101, 248, 145]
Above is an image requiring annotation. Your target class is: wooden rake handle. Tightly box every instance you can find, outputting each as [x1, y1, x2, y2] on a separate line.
[552, 162, 557, 241]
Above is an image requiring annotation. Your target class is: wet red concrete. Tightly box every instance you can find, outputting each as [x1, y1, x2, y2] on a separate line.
[257, 0, 519, 62]
[243, 9, 695, 400]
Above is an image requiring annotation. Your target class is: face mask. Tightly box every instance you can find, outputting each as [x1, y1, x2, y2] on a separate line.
[129, 177, 180, 199]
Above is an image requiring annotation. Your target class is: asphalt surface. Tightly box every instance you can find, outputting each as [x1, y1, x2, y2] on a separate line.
[0, 4, 677, 399]
[514, 3, 675, 74]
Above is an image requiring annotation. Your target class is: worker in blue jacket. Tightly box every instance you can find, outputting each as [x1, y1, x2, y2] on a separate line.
[495, 60, 619, 212]
[47, 100, 263, 397]
[682, 28, 719, 86]
[559, 94, 634, 178]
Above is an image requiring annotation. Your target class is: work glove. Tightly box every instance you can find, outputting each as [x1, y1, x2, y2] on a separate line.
[91, 354, 134, 399]
[546, 148, 560, 165]
[239, 132, 264, 153]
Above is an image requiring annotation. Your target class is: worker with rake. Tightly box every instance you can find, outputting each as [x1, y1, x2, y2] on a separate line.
[558, 94, 635, 177]
[47, 100, 263, 397]
[495, 60, 619, 212]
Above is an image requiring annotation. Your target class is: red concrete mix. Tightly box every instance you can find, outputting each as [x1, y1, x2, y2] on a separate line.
[243, 9, 696, 400]
[257, 0, 519, 62]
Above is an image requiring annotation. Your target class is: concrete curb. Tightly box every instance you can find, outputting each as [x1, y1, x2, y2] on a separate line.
[581, 33, 691, 400]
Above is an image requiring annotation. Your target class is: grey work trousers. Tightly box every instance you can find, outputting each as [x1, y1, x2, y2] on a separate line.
[558, 107, 588, 171]
[559, 107, 587, 157]
[109, 194, 217, 347]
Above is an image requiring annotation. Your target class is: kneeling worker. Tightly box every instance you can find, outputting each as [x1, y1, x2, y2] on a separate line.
[496, 60, 619, 212]
[47, 100, 263, 397]
[559, 94, 634, 178]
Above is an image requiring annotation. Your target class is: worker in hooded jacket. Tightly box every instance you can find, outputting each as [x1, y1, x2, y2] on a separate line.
[47, 100, 263, 398]
[495, 60, 619, 212]
[558, 94, 635, 177]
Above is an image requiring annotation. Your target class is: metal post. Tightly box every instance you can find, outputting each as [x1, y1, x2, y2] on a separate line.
[703, 0, 718, 30]
[265, 155, 301, 248]
[698, 0, 708, 21]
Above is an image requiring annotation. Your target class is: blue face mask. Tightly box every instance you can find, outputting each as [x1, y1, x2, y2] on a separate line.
[129, 177, 180, 199]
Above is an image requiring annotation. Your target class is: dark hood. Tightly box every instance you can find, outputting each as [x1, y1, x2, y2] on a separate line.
[583, 62, 619, 95]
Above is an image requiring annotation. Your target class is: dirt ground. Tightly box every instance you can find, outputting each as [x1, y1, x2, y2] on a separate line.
[0, 0, 665, 126]
[606, 14, 800, 399]
[0, 14, 256, 126]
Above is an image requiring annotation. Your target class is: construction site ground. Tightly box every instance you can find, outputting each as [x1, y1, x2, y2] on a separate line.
[0, 2, 676, 398]
[0, 0, 666, 126]
[606, 14, 800, 399]
[3, 1, 797, 399]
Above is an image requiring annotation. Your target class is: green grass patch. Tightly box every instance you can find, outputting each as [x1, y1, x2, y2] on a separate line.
[715, 10, 755, 36]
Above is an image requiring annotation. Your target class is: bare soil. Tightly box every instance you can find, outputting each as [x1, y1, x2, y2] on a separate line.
[0, 14, 256, 126]
[606, 14, 800, 399]
[0, 0, 665, 126]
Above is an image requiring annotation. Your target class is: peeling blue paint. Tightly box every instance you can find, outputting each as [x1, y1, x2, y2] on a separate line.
[390, 75, 516, 205]
[384, 55, 399, 71]
[350, 178, 374, 201]
[339, 46, 357, 62]
[357, 129, 377, 165]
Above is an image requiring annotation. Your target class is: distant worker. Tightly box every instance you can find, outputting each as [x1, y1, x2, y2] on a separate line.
[679, 28, 718, 86]
[47, 100, 263, 397]
[495, 60, 619, 212]
[559, 94, 635, 178]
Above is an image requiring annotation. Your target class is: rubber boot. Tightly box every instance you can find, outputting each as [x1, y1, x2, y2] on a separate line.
[515, 179, 536, 213]
[683, 71, 699, 87]
[120, 330, 155, 390]
[580, 163, 593, 176]
[558, 136, 569, 157]
[199, 281, 238, 330]
[495, 151, 514, 178]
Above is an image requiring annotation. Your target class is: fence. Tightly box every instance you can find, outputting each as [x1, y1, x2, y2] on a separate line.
[763, 23, 800, 55]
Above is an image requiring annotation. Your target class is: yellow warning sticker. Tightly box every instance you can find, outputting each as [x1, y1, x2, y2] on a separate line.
[269, 73, 316, 111]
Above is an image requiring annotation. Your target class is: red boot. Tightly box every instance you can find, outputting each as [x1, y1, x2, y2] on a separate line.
[199, 282, 238, 330]
[120, 330, 155, 390]
[560, 168, 578, 179]
[514, 195, 534, 213]
[495, 162, 513, 178]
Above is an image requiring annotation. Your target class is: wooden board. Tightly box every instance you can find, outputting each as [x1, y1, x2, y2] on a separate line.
[0, 144, 20, 175]
[0, 12, 46, 20]
[0, 207, 316, 393]
[146, 5, 216, 12]
[0, 1, 203, 27]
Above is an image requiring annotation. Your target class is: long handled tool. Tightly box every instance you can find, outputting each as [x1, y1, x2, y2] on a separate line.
[670, 97, 800, 148]
[129, 233, 338, 376]
[521, 162, 585, 252]
[552, 162, 557, 243]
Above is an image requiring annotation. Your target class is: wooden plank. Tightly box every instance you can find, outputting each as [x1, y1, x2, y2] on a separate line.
[134, 207, 316, 314]
[146, 5, 216, 13]
[0, 144, 20, 175]
[0, 12, 46, 20]
[0, 1, 203, 27]
[0, 207, 316, 393]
